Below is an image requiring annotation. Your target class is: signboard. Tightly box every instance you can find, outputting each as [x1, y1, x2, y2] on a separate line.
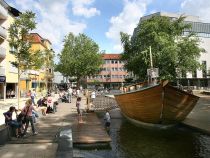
[147, 68, 159, 78]
[0, 76, 6, 83]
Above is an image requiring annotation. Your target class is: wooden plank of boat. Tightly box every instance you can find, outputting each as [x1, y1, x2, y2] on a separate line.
[115, 84, 163, 124]
[162, 85, 200, 124]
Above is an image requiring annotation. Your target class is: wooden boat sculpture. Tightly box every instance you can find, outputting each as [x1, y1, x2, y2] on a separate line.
[114, 82, 199, 126]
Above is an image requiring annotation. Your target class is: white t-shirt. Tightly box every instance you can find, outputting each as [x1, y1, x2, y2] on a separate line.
[68, 88, 73, 94]
[76, 89, 80, 95]
[31, 91, 36, 97]
[105, 112, 110, 122]
[47, 96, 53, 107]
[91, 91, 96, 99]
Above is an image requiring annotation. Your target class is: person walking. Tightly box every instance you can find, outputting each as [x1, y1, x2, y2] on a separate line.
[68, 87, 73, 103]
[91, 91, 96, 103]
[104, 110, 111, 131]
[76, 97, 83, 123]
[30, 89, 36, 106]
[22, 99, 38, 136]
[76, 89, 80, 97]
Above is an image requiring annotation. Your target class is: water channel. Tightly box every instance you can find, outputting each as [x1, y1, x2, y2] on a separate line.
[77, 109, 210, 158]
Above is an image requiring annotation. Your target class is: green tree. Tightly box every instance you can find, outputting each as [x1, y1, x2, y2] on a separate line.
[121, 16, 205, 81]
[56, 33, 102, 87]
[44, 49, 54, 91]
[8, 11, 44, 107]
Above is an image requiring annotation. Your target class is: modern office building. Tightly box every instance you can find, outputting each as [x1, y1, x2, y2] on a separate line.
[87, 54, 131, 89]
[140, 12, 210, 89]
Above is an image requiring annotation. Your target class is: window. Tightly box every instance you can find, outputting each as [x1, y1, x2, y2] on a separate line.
[115, 60, 118, 64]
[106, 60, 110, 64]
[111, 60, 114, 64]
[115, 67, 118, 71]
[181, 70, 186, 78]
[192, 70, 197, 78]
[112, 68, 115, 71]
[202, 61, 207, 78]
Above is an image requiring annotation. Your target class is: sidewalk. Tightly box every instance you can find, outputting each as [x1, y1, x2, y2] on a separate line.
[182, 94, 210, 134]
[0, 96, 87, 158]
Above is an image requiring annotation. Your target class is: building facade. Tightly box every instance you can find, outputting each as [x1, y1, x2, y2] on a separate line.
[87, 54, 131, 89]
[0, 1, 20, 100]
[140, 12, 210, 89]
[20, 33, 54, 96]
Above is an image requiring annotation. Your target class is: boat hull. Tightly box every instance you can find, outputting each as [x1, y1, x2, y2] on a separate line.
[162, 85, 199, 124]
[114, 83, 199, 125]
[115, 84, 163, 124]
[122, 112, 175, 129]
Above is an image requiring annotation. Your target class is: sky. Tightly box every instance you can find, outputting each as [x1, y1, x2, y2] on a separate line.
[6, 0, 210, 58]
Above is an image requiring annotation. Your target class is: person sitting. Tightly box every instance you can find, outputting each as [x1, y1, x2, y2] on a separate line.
[3, 106, 22, 138]
[37, 97, 47, 116]
[47, 94, 54, 113]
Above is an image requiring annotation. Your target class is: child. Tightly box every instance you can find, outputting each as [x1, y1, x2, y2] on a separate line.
[76, 97, 83, 123]
[104, 110, 111, 130]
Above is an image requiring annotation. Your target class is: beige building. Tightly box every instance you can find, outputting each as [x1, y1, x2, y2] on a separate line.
[0, 0, 20, 100]
[87, 54, 131, 89]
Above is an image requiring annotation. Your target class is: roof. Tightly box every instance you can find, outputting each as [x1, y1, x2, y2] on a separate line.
[29, 33, 44, 43]
[102, 54, 121, 60]
[28, 33, 52, 46]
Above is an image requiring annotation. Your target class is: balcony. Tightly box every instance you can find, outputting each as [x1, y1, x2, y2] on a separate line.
[0, 26, 7, 39]
[0, 66, 6, 76]
[0, 4, 8, 20]
[0, 46, 6, 59]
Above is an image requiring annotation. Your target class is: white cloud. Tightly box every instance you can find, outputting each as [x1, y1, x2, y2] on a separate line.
[71, 0, 100, 18]
[106, 0, 152, 52]
[12, 0, 87, 55]
[181, 0, 210, 22]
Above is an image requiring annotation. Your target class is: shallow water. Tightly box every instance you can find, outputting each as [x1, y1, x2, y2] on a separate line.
[77, 111, 210, 158]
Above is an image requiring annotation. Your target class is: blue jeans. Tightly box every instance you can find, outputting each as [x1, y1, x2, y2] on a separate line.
[31, 96, 35, 105]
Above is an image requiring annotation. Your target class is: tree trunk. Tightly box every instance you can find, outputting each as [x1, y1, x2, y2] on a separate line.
[76, 77, 80, 89]
[17, 67, 20, 109]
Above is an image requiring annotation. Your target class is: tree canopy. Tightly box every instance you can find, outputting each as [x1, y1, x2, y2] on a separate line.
[8, 11, 43, 72]
[121, 16, 205, 81]
[56, 33, 102, 86]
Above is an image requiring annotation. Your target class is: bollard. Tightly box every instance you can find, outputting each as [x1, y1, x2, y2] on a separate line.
[56, 129, 73, 158]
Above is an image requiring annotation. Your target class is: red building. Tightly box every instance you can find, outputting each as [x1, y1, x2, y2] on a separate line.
[87, 54, 131, 89]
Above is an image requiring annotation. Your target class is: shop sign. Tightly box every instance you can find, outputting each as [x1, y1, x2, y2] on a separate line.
[0, 76, 6, 83]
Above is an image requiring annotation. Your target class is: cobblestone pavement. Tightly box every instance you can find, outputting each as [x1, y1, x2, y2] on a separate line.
[91, 95, 118, 111]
